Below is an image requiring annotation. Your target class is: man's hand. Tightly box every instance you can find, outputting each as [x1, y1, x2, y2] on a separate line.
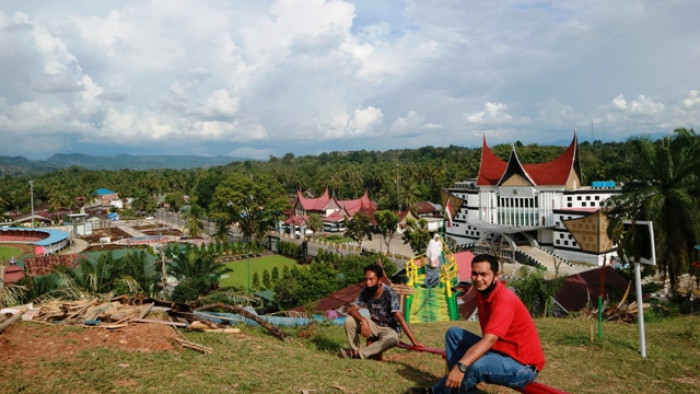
[411, 340, 424, 348]
[445, 366, 464, 388]
[359, 319, 371, 337]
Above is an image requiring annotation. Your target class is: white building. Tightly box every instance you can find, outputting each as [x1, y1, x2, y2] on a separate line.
[443, 134, 621, 266]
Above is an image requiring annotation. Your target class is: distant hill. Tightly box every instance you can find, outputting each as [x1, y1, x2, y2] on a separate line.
[0, 153, 242, 176]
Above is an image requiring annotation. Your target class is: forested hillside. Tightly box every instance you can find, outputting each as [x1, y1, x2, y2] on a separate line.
[0, 138, 641, 216]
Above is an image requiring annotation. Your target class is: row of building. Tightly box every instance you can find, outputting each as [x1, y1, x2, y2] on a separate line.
[284, 134, 621, 266]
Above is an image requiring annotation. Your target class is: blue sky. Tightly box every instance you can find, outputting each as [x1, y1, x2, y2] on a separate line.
[1, 0, 699, 159]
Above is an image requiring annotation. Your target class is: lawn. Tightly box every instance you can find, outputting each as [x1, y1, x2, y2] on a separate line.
[218, 254, 298, 290]
[0, 314, 697, 393]
[0, 245, 23, 262]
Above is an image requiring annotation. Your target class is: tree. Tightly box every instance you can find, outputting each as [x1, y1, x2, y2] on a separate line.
[184, 204, 205, 239]
[168, 249, 231, 297]
[402, 217, 431, 256]
[401, 182, 421, 214]
[344, 212, 372, 251]
[210, 172, 288, 242]
[47, 187, 67, 224]
[375, 210, 399, 254]
[213, 220, 233, 242]
[306, 213, 323, 240]
[606, 128, 700, 291]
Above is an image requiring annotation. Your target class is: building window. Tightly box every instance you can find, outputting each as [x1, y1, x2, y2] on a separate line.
[586, 196, 591, 200]
[567, 203, 572, 207]
[577, 196, 582, 201]
[582, 202, 587, 207]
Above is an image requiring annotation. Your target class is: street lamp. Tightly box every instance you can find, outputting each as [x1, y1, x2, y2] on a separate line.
[29, 180, 35, 228]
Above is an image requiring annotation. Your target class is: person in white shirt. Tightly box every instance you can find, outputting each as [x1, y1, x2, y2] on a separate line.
[424, 234, 443, 287]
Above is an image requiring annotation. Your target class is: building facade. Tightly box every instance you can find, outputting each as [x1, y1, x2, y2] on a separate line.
[282, 188, 377, 235]
[443, 135, 620, 266]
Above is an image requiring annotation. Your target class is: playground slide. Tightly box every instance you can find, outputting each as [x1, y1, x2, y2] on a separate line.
[404, 252, 460, 323]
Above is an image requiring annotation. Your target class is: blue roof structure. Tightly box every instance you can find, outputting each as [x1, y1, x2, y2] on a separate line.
[0, 227, 69, 246]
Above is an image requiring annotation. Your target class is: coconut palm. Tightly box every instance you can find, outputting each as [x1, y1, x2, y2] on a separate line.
[185, 204, 205, 239]
[607, 128, 700, 290]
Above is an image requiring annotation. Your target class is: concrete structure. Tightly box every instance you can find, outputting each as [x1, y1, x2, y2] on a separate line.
[443, 134, 621, 266]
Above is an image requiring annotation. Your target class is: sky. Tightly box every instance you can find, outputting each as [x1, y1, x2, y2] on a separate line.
[1, 0, 699, 160]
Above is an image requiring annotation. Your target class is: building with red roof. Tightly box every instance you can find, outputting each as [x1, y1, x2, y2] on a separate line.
[443, 134, 621, 266]
[282, 188, 378, 234]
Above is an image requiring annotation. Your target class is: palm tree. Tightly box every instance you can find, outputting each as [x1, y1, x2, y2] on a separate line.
[185, 204, 205, 239]
[607, 128, 700, 291]
[47, 188, 67, 224]
[401, 182, 421, 215]
[213, 220, 233, 242]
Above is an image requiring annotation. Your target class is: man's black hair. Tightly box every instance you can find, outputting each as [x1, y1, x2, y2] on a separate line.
[472, 253, 499, 274]
[364, 263, 385, 278]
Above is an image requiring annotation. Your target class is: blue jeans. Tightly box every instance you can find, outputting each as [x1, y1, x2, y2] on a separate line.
[432, 327, 538, 393]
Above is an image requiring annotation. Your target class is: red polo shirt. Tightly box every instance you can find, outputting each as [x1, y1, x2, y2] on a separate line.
[477, 280, 546, 371]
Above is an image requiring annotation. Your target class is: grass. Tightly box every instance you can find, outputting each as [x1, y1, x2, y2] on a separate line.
[0, 245, 23, 261]
[218, 255, 297, 289]
[1, 314, 697, 393]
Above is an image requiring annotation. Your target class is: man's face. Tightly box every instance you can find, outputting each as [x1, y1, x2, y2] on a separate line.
[364, 270, 380, 291]
[471, 261, 497, 292]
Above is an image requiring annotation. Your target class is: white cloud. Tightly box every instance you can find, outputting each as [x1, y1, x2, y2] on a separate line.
[1, 1, 699, 158]
[323, 106, 384, 138]
[610, 94, 665, 115]
[466, 102, 513, 124]
[683, 90, 700, 109]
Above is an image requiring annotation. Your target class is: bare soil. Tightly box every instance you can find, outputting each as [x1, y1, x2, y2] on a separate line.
[0, 323, 178, 367]
[79, 227, 131, 243]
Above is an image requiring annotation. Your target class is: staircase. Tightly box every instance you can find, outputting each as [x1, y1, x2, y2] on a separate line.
[517, 245, 588, 277]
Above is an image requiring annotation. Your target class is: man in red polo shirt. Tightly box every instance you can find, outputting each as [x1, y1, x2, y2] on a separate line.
[410, 253, 545, 393]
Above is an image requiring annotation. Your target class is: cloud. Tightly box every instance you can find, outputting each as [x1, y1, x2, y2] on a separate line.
[465, 102, 513, 125]
[683, 90, 700, 109]
[322, 106, 384, 138]
[0, 1, 699, 159]
[610, 94, 665, 115]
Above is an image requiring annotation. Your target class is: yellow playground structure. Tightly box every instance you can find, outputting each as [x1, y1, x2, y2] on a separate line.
[403, 243, 460, 323]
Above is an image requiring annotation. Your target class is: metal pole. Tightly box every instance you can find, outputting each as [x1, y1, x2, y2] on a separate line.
[246, 244, 251, 293]
[29, 180, 35, 228]
[634, 261, 647, 357]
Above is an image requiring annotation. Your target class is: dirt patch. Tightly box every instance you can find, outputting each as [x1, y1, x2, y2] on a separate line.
[79, 227, 131, 243]
[83, 244, 150, 252]
[0, 323, 178, 366]
[142, 229, 182, 236]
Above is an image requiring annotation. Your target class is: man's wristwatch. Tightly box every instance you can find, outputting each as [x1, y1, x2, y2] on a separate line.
[457, 362, 468, 373]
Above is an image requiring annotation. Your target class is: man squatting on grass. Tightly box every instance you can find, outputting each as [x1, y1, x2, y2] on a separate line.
[411, 253, 545, 393]
[342, 264, 423, 359]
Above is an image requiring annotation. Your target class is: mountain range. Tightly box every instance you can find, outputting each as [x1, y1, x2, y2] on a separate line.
[0, 153, 243, 176]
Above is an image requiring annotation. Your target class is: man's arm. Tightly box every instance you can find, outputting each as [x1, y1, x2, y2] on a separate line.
[347, 303, 371, 337]
[445, 333, 499, 389]
[394, 311, 423, 347]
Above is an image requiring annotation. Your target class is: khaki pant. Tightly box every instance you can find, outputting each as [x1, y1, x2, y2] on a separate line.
[344, 317, 400, 359]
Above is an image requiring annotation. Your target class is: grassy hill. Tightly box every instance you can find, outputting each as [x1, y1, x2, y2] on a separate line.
[0, 313, 697, 393]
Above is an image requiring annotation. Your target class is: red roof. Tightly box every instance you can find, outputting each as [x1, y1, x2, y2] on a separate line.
[4, 265, 25, 284]
[295, 188, 331, 211]
[477, 134, 580, 186]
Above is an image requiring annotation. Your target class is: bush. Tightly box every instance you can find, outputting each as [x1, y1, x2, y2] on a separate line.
[172, 277, 213, 303]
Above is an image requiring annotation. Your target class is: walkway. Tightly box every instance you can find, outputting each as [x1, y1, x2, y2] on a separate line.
[518, 245, 593, 277]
